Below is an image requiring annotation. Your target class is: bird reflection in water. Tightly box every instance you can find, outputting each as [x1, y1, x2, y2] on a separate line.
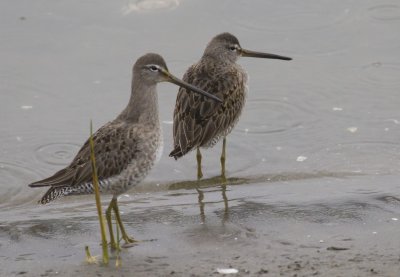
[169, 176, 230, 223]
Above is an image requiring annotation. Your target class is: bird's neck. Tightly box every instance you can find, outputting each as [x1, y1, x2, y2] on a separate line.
[198, 56, 234, 77]
[201, 55, 236, 72]
[202, 53, 225, 63]
[202, 48, 237, 65]
[117, 78, 160, 126]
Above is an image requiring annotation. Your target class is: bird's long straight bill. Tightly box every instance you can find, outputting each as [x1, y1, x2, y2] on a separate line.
[241, 49, 292, 60]
[166, 73, 222, 103]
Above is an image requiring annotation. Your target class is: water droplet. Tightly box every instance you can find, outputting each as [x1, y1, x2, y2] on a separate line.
[122, 0, 180, 14]
[347, 127, 358, 133]
[217, 268, 239, 274]
[21, 105, 33, 110]
[296, 156, 307, 162]
[332, 107, 343, 111]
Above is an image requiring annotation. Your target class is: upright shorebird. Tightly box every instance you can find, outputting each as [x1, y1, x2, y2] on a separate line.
[28, 53, 221, 249]
[170, 33, 292, 180]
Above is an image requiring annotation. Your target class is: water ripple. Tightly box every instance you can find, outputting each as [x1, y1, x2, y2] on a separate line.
[316, 61, 400, 100]
[0, 162, 41, 188]
[368, 4, 400, 22]
[0, 161, 42, 207]
[358, 62, 400, 89]
[0, 67, 50, 97]
[220, 0, 357, 32]
[309, 141, 400, 174]
[234, 98, 316, 135]
[35, 142, 80, 166]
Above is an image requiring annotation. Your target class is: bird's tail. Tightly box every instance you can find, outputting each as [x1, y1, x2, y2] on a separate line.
[169, 147, 184, 159]
[38, 186, 70, 204]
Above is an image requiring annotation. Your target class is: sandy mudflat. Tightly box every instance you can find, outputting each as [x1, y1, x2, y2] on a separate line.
[2, 175, 400, 277]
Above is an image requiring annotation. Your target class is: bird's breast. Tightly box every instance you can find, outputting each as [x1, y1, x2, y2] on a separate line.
[155, 126, 163, 164]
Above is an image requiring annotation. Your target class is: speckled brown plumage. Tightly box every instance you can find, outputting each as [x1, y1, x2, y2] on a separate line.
[29, 53, 220, 204]
[29, 54, 167, 204]
[170, 33, 292, 178]
[34, 121, 160, 204]
[170, 57, 247, 158]
[28, 53, 221, 248]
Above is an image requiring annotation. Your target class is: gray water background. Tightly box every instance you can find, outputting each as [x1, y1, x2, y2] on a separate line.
[0, 0, 400, 275]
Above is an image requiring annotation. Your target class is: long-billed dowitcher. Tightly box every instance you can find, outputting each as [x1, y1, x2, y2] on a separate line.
[169, 33, 292, 180]
[28, 53, 221, 249]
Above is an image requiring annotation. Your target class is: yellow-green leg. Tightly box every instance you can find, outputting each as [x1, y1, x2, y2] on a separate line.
[112, 198, 137, 244]
[106, 198, 118, 250]
[89, 120, 109, 263]
[196, 147, 203, 180]
[220, 137, 227, 181]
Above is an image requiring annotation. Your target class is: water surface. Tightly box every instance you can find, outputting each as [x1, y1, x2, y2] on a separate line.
[1, 0, 400, 276]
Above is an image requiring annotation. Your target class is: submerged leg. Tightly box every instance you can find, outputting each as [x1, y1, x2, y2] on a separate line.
[112, 198, 137, 244]
[221, 183, 229, 222]
[106, 198, 118, 250]
[196, 188, 206, 223]
[220, 137, 227, 180]
[196, 147, 203, 180]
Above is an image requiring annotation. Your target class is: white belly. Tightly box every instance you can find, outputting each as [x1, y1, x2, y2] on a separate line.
[155, 128, 163, 163]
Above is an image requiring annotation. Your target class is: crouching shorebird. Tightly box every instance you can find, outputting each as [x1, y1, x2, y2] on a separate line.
[28, 53, 222, 249]
[170, 33, 292, 180]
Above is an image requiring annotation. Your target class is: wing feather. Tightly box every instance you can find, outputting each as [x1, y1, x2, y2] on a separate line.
[169, 61, 247, 158]
[29, 121, 144, 188]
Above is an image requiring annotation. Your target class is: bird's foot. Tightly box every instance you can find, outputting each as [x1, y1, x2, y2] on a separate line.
[220, 174, 227, 183]
[197, 167, 203, 180]
[109, 241, 121, 251]
[121, 235, 139, 247]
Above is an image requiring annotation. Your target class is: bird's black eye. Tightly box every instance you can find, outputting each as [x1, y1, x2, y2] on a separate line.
[229, 45, 237, 51]
[149, 65, 159, 72]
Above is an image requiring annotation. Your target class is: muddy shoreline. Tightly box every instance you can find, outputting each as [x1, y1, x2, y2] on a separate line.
[2, 175, 400, 276]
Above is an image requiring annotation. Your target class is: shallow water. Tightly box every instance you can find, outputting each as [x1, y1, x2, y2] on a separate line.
[1, 0, 400, 276]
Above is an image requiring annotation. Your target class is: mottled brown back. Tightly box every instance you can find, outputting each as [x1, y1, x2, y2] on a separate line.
[170, 58, 247, 158]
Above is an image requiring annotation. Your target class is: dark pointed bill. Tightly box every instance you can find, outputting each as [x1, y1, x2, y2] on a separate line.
[164, 71, 222, 103]
[241, 48, 292, 61]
